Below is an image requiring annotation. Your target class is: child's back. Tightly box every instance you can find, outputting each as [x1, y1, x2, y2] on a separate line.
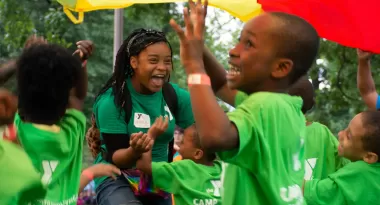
[14, 41, 90, 204]
[15, 110, 85, 204]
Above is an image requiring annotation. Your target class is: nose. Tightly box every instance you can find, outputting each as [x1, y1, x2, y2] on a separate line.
[229, 45, 240, 59]
[338, 131, 343, 141]
[157, 62, 169, 71]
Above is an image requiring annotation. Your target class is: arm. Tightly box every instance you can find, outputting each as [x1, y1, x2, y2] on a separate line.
[304, 178, 344, 204]
[68, 42, 91, 111]
[136, 150, 153, 175]
[102, 133, 141, 169]
[0, 60, 16, 85]
[356, 49, 378, 110]
[78, 164, 121, 194]
[203, 46, 237, 106]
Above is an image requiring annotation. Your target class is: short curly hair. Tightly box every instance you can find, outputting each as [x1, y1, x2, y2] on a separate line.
[16, 44, 81, 124]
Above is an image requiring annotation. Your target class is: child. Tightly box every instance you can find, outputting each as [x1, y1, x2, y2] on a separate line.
[14, 37, 93, 204]
[170, 0, 320, 204]
[288, 76, 350, 180]
[135, 116, 222, 205]
[304, 111, 380, 204]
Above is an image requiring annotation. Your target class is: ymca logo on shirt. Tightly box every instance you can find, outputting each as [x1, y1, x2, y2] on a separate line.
[164, 105, 173, 121]
[134, 113, 151, 128]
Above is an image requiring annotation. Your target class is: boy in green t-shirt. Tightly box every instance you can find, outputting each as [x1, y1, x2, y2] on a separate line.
[135, 117, 222, 205]
[288, 76, 350, 180]
[13, 36, 93, 205]
[169, 1, 320, 204]
[304, 111, 380, 204]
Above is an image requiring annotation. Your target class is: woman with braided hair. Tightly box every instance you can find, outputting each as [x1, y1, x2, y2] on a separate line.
[86, 28, 194, 205]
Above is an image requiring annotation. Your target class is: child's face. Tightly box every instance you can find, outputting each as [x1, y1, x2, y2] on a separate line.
[227, 13, 290, 94]
[178, 127, 202, 160]
[338, 113, 367, 161]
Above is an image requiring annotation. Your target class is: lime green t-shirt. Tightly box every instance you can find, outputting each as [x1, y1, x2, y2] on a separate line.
[14, 109, 86, 205]
[304, 122, 350, 180]
[304, 160, 380, 204]
[93, 78, 194, 186]
[152, 160, 222, 205]
[0, 140, 46, 205]
[218, 92, 306, 205]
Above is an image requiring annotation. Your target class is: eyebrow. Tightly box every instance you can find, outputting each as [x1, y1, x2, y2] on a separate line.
[147, 54, 171, 57]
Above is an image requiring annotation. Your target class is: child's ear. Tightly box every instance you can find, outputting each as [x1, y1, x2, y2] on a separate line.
[363, 152, 378, 164]
[194, 149, 203, 160]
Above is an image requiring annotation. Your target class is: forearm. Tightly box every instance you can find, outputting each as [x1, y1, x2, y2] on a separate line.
[74, 63, 88, 101]
[136, 150, 152, 176]
[203, 47, 237, 105]
[188, 67, 237, 151]
[0, 60, 17, 85]
[357, 59, 376, 94]
[78, 172, 91, 194]
[112, 147, 141, 168]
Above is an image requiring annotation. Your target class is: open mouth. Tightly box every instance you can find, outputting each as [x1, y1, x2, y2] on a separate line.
[151, 74, 166, 87]
[227, 64, 241, 79]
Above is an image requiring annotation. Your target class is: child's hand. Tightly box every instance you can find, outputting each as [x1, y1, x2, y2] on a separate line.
[148, 116, 169, 140]
[24, 35, 47, 49]
[130, 132, 154, 154]
[357, 49, 373, 62]
[73, 40, 94, 62]
[84, 164, 121, 180]
[0, 89, 17, 126]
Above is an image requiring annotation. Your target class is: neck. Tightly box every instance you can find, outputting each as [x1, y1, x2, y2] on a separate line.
[246, 79, 290, 94]
[195, 158, 214, 166]
[130, 75, 154, 95]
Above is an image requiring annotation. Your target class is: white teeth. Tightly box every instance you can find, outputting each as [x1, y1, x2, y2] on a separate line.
[228, 64, 241, 72]
[154, 75, 165, 78]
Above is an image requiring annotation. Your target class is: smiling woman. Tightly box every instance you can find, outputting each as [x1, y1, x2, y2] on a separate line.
[86, 28, 194, 205]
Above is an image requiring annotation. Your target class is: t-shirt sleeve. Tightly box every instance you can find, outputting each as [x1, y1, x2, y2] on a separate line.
[173, 85, 194, 129]
[59, 109, 86, 141]
[152, 160, 190, 194]
[304, 178, 345, 205]
[217, 95, 264, 172]
[94, 95, 128, 134]
[376, 95, 380, 110]
[234, 91, 248, 107]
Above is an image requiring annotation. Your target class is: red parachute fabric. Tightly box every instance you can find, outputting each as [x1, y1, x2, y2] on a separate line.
[258, 0, 380, 53]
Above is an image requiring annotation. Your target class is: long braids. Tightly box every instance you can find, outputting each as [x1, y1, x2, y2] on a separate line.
[86, 28, 173, 158]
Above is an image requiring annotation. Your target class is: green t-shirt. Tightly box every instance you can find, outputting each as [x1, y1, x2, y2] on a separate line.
[304, 161, 380, 204]
[218, 92, 306, 205]
[14, 109, 86, 205]
[304, 122, 350, 180]
[0, 140, 46, 205]
[93, 78, 194, 186]
[152, 160, 222, 205]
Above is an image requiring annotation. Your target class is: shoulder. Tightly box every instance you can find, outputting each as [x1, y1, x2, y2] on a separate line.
[236, 92, 303, 112]
[168, 82, 189, 98]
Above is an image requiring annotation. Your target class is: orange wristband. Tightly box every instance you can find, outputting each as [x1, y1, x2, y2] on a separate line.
[188, 74, 211, 86]
[82, 169, 94, 181]
[82, 60, 87, 68]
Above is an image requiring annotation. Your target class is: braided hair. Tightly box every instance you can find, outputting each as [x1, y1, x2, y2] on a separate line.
[86, 28, 173, 158]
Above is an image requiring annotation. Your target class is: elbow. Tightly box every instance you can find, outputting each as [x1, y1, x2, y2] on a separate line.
[199, 130, 226, 152]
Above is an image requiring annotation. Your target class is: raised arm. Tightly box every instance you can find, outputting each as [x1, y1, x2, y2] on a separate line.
[357, 49, 378, 110]
[68, 40, 93, 111]
[0, 60, 16, 85]
[203, 46, 237, 106]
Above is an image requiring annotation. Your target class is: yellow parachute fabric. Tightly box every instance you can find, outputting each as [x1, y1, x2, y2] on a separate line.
[57, 0, 263, 24]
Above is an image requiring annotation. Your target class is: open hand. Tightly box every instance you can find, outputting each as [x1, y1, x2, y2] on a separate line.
[73, 40, 94, 62]
[357, 49, 373, 62]
[24, 35, 47, 49]
[169, 0, 208, 74]
[148, 116, 169, 139]
[130, 132, 154, 154]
